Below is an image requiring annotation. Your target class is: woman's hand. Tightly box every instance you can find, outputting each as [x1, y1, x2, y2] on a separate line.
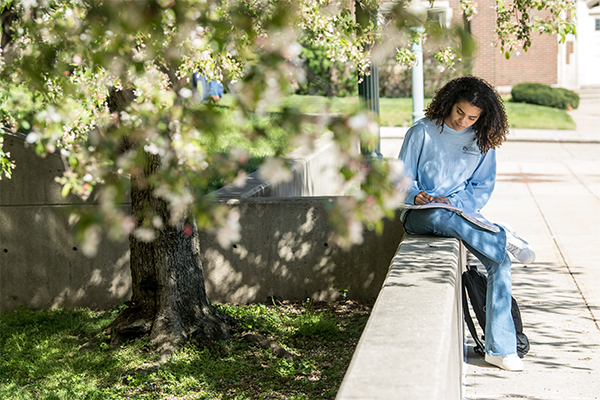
[415, 191, 434, 205]
[432, 196, 451, 205]
[414, 192, 451, 205]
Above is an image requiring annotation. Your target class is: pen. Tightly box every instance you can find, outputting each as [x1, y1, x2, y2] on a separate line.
[417, 181, 432, 204]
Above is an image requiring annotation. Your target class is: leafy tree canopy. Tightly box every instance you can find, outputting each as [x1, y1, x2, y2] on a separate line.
[0, 0, 576, 251]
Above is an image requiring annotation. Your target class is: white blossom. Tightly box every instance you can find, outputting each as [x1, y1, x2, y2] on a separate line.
[259, 157, 293, 184]
[348, 113, 369, 131]
[134, 227, 156, 242]
[179, 88, 193, 98]
[26, 133, 38, 143]
[348, 220, 364, 245]
[152, 216, 164, 229]
[216, 210, 242, 249]
[81, 225, 101, 257]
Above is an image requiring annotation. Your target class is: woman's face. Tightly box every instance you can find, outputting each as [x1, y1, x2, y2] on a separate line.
[444, 100, 482, 132]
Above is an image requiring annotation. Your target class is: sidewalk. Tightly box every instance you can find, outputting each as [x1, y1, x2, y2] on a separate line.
[463, 139, 600, 399]
[379, 98, 600, 399]
[568, 97, 600, 133]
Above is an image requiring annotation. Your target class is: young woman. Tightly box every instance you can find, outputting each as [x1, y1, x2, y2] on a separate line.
[398, 76, 535, 371]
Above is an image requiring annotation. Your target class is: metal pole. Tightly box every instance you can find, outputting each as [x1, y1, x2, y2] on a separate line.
[358, 64, 382, 157]
[411, 25, 425, 123]
[356, 1, 383, 158]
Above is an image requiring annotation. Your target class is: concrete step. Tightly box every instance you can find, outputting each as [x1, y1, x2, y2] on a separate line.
[576, 87, 600, 99]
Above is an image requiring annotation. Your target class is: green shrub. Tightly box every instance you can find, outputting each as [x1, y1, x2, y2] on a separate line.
[555, 87, 580, 110]
[511, 83, 579, 110]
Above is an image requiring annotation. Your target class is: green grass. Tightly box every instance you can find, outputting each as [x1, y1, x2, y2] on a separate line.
[504, 101, 575, 130]
[276, 95, 419, 128]
[0, 301, 371, 400]
[228, 94, 575, 130]
[379, 97, 429, 127]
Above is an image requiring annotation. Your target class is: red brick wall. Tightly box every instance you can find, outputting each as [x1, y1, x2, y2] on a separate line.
[448, 0, 557, 89]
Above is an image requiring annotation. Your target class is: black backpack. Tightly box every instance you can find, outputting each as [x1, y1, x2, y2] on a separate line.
[462, 264, 530, 358]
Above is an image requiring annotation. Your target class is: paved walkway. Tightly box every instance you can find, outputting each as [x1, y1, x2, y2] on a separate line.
[465, 139, 600, 399]
[568, 97, 600, 133]
[380, 98, 600, 399]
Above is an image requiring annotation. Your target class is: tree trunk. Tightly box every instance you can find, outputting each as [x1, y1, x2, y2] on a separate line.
[108, 155, 231, 360]
[1, 5, 17, 51]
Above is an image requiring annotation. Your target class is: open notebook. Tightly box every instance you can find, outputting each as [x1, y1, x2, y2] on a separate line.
[401, 203, 500, 233]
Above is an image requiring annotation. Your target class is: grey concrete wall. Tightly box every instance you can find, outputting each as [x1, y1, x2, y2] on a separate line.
[1, 133, 401, 311]
[0, 134, 132, 311]
[200, 198, 404, 304]
[337, 235, 465, 400]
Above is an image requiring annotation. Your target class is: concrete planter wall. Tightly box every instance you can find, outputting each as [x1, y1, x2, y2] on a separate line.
[0, 134, 131, 311]
[0, 133, 403, 311]
[200, 197, 403, 304]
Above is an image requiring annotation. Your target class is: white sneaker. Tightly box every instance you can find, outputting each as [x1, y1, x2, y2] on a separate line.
[485, 353, 524, 371]
[497, 223, 536, 264]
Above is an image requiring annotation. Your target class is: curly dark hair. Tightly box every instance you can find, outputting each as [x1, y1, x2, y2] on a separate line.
[425, 76, 508, 153]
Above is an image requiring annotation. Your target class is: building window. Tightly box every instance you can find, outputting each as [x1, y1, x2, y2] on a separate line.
[596, 19, 600, 31]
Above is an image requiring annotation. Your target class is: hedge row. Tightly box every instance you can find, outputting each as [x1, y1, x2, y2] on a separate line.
[511, 83, 579, 110]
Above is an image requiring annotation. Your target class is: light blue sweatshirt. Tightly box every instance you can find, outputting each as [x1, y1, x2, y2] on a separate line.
[398, 117, 496, 220]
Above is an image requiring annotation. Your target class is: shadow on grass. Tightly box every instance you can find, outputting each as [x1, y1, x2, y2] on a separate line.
[0, 301, 370, 400]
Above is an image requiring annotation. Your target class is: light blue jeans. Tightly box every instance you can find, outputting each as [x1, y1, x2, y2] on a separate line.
[403, 208, 517, 357]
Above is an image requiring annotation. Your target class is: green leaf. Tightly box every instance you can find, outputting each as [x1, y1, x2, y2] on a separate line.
[61, 183, 72, 198]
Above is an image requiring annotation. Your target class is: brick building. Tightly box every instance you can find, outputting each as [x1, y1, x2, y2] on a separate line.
[426, 0, 600, 93]
[465, 1, 557, 93]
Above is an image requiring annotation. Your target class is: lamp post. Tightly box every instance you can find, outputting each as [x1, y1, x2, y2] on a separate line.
[405, 0, 428, 123]
[356, 1, 382, 158]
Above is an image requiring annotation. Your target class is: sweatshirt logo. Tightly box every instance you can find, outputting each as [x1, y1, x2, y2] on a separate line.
[462, 145, 480, 156]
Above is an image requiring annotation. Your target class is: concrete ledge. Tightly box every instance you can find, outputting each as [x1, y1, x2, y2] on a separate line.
[336, 235, 465, 400]
[213, 132, 347, 198]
